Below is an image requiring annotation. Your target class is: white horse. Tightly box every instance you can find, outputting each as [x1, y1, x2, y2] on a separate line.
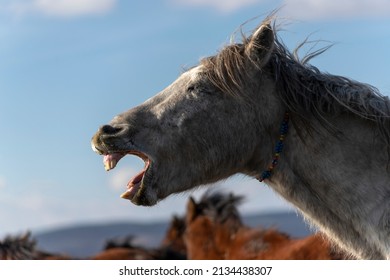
[92, 17, 390, 259]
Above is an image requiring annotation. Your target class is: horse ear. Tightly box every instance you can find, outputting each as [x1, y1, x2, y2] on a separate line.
[245, 23, 274, 67]
[186, 197, 198, 223]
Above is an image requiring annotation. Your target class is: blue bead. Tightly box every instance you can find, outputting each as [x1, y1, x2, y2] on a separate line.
[259, 112, 289, 181]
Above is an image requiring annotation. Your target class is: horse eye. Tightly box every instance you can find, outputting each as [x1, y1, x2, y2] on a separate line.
[187, 86, 195, 92]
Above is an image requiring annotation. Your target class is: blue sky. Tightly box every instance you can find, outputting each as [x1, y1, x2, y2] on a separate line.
[0, 0, 389, 236]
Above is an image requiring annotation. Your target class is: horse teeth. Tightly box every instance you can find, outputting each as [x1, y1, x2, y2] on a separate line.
[120, 190, 131, 200]
[103, 158, 118, 171]
[104, 160, 114, 171]
[104, 161, 111, 171]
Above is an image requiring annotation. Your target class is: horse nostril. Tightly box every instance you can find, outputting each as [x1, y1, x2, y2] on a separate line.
[100, 124, 123, 135]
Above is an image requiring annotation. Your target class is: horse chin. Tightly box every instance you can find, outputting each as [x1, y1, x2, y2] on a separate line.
[127, 186, 159, 206]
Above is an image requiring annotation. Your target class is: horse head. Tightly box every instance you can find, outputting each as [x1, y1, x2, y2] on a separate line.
[91, 21, 282, 206]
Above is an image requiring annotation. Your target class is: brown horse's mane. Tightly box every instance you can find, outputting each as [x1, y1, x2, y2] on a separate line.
[197, 191, 244, 226]
[200, 15, 390, 144]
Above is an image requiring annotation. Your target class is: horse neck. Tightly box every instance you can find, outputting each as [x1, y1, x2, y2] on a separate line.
[268, 114, 390, 259]
[185, 217, 225, 260]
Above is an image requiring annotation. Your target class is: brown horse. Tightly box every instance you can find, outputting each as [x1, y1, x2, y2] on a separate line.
[160, 215, 187, 257]
[91, 234, 154, 260]
[91, 230, 186, 260]
[184, 192, 347, 260]
[92, 247, 157, 260]
[91, 246, 186, 260]
[0, 230, 185, 260]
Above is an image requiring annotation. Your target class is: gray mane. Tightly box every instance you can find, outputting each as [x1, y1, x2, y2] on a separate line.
[271, 35, 390, 140]
[201, 18, 390, 144]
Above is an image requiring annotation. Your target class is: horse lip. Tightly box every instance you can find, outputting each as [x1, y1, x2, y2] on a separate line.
[91, 143, 104, 155]
[91, 142, 117, 156]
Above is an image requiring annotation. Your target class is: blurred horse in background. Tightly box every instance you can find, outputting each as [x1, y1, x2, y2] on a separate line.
[0, 232, 69, 260]
[92, 228, 186, 260]
[1, 192, 348, 260]
[184, 192, 347, 260]
[160, 215, 187, 257]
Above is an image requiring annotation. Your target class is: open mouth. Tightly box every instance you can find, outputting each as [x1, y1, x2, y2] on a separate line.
[103, 151, 151, 201]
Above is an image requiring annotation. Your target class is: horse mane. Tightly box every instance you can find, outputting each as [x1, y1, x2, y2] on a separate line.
[201, 15, 390, 144]
[197, 191, 244, 225]
[0, 232, 37, 260]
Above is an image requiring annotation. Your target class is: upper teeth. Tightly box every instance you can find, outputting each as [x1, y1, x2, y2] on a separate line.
[104, 158, 117, 171]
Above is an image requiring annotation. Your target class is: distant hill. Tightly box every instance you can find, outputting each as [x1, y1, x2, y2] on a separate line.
[33, 211, 314, 258]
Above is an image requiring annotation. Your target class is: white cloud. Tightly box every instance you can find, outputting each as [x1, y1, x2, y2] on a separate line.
[2, 0, 117, 18]
[108, 165, 138, 191]
[169, 0, 263, 14]
[281, 0, 390, 20]
[35, 0, 116, 17]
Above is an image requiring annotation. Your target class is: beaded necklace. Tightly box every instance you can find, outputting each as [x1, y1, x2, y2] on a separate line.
[257, 112, 289, 182]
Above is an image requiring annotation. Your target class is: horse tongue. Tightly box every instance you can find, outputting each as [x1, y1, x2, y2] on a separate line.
[120, 158, 150, 200]
[120, 170, 146, 200]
